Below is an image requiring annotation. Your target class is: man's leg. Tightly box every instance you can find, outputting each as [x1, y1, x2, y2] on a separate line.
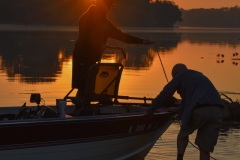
[177, 133, 189, 160]
[199, 147, 210, 160]
[195, 106, 223, 160]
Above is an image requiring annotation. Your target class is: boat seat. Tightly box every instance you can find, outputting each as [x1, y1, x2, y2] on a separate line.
[64, 63, 123, 105]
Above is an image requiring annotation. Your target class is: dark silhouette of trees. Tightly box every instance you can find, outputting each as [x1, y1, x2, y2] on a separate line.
[0, 0, 91, 25]
[110, 0, 182, 27]
[149, 0, 182, 27]
[0, 0, 182, 28]
[180, 6, 240, 28]
[1, 0, 239, 28]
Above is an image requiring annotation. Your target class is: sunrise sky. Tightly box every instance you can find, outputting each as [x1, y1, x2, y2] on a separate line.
[172, 0, 240, 9]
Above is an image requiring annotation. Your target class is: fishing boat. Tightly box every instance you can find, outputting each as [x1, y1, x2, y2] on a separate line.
[0, 61, 177, 160]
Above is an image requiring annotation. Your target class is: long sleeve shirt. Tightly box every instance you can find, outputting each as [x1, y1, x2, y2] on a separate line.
[73, 5, 144, 63]
[72, 5, 144, 89]
[151, 69, 225, 126]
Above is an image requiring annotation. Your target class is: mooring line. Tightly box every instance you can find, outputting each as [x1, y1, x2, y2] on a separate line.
[153, 43, 169, 83]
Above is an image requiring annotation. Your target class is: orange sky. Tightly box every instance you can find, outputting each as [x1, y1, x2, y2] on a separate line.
[172, 0, 240, 9]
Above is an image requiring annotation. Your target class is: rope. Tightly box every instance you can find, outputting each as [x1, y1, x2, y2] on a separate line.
[153, 43, 169, 83]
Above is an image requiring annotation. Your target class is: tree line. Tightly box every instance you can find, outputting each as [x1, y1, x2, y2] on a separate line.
[180, 6, 240, 28]
[0, 0, 239, 28]
[0, 0, 182, 27]
[0, 0, 90, 25]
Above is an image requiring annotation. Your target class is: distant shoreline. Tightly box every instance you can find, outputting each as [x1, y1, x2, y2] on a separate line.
[1, 24, 240, 34]
[0, 24, 78, 32]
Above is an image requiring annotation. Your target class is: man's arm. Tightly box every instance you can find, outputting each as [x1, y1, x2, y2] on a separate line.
[147, 78, 179, 114]
[107, 20, 153, 45]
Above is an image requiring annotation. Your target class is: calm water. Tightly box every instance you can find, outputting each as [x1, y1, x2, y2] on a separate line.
[1, 25, 240, 159]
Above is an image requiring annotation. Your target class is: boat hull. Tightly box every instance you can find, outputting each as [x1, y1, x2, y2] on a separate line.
[0, 112, 174, 160]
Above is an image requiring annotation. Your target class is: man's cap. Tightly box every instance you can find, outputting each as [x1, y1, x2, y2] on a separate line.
[171, 63, 187, 78]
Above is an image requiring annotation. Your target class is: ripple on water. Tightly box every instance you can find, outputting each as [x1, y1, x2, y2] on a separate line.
[146, 122, 240, 160]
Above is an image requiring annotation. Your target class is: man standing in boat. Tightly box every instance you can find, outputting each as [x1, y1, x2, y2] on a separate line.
[147, 63, 225, 160]
[72, 0, 152, 97]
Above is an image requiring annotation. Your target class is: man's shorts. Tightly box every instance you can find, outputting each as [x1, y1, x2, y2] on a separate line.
[178, 106, 223, 152]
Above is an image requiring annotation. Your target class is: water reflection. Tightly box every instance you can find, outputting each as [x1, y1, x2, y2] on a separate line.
[0, 28, 240, 84]
[232, 61, 239, 66]
[216, 60, 224, 64]
[146, 121, 240, 160]
[0, 31, 75, 83]
[0, 30, 184, 82]
[181, 31, 240, 47]
[1, 27, 240, 159]
[215, 52, 240, 65]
